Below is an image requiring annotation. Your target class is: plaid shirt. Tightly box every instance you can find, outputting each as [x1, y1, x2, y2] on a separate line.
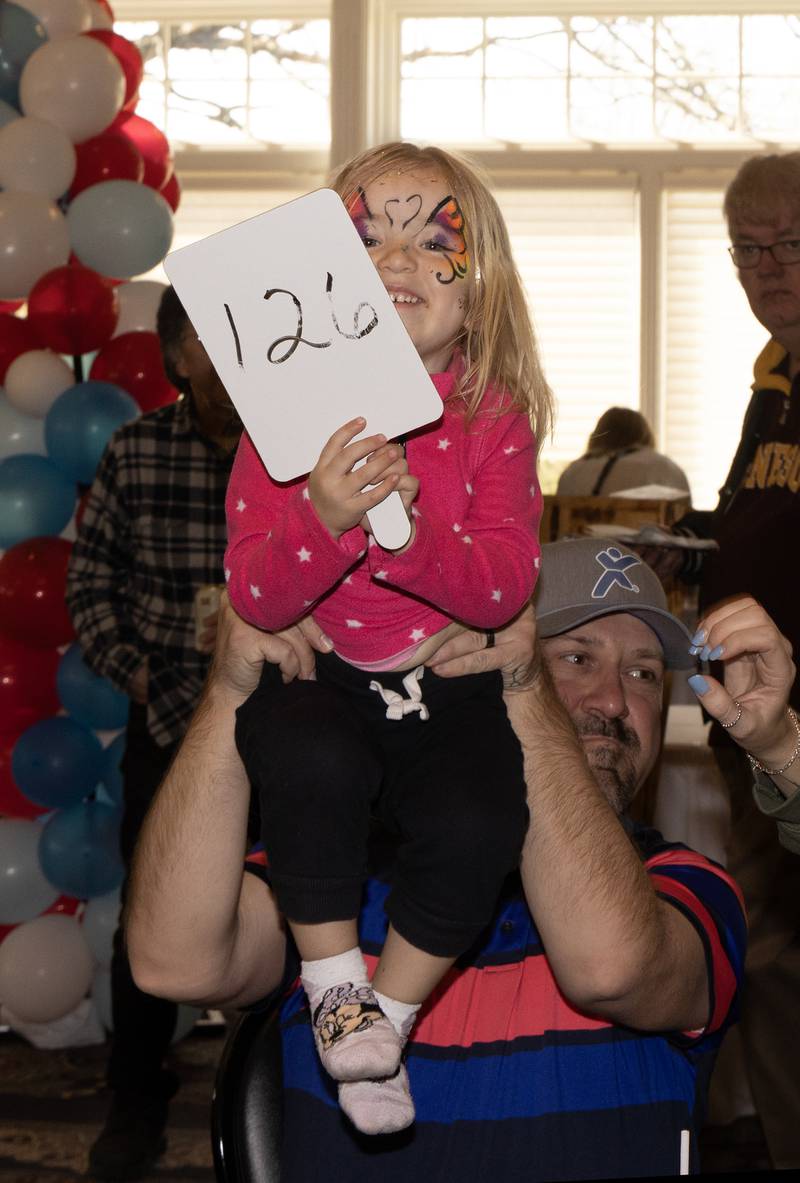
[66, 396, 235, 747]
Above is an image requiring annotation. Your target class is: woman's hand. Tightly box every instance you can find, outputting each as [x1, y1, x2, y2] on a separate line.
[688, 596, 796, 771]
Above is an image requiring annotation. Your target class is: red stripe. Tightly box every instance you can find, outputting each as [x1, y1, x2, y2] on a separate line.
[646, 850, 746, 914]
[651, 873, 738, 1033]
[366, 952, 610, 1049]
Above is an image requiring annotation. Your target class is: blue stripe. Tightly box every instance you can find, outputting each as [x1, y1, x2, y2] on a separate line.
[281, 1021, 699, 1123]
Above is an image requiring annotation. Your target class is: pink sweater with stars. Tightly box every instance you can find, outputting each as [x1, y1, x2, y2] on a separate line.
[224, 367, 541, 666]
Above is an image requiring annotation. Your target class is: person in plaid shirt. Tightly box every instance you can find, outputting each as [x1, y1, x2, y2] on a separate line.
[66, 286, 242, 1182]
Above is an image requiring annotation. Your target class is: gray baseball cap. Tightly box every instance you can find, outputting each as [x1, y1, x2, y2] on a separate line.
[535, 537, 694, 669]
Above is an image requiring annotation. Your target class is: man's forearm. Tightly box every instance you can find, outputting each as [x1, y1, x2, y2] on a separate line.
[126, 679, 286, 1008]
[506, 672, 707, 1030]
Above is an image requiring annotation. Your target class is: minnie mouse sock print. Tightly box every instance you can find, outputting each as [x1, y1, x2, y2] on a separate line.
[337, 991, 420, 1135]
[302, 949, 402, 1083]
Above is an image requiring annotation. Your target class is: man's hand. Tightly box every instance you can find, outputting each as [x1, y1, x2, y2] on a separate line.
[128, 660, 148, 705]
[427, 602, 539, 691]
[210, 596, 333, 701]
[688, 596, 797, 775]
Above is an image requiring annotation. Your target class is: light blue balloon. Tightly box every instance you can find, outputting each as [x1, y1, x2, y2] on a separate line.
[99, 733, 125, 807]
[0, 451, 75, 548]
[0, 818, 59, 924]
[38, 800, 124, 899]
[67, 180, 174, 280]
[0, 391, 45, 459]
[0, 99, 21, 130]
[82, 888, 121, 966]
[45, 380, 138, 484]
[57, 645, 129, 730]
[0, 3, 47, 108]
[12, 716, 104, 809]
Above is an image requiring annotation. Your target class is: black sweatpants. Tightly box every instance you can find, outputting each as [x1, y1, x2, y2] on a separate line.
[235, 652, 527, 958]
[107, 704, 179, 1095]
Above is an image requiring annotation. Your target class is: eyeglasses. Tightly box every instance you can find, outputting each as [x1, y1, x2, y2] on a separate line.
[728, 239, 800, 269]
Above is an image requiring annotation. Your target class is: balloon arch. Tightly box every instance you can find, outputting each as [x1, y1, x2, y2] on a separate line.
[0, 0, 194, 1040]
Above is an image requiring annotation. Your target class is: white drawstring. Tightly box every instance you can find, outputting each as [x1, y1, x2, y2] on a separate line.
[369, 666, 429, 721]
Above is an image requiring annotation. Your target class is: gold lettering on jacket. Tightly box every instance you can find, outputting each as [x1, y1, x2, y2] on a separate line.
[744, 441, 800, 492]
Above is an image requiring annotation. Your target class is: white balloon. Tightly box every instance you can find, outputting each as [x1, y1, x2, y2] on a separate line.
[19, 36, 125, 144]
[0, 819, 59, 925]
[14, 0, 92, 40]
[0, 191, 70, 300]
[0, 117, 76, 200]
[0, 392, 45, 457]
[5, 349, 76, 417]
[81, 887, 120, 966]
[0, 914, 93, 1023]
[87, 1, 113, 32]
[114, 280, 167, 336]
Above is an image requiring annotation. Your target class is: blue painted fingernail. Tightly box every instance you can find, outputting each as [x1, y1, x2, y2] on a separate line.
[691, 629, 705, 646]
[688, 674, 710, 696]
[688, 644, 701, 656]
[699, 645, 711, 662]
[708, 645, 724, 660]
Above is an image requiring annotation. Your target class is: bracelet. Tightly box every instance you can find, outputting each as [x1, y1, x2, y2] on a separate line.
[747, 707, 800, 777]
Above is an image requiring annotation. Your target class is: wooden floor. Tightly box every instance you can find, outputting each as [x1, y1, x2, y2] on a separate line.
[0, 1024, 227, 1182]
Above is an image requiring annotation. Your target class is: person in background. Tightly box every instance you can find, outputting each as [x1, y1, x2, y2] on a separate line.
[556, 406, 691, 497]
[646, 151, 800, 1171]
[65, 286, 242, 1182]
[126, 538, 746, 1181]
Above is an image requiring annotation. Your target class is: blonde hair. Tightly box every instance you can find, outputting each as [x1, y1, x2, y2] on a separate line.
[585, 406, 654, 456]
[329, 142, 554, 444]
[724, 152, 800, 231]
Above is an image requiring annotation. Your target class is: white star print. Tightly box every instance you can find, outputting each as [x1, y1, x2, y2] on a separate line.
[375, 570, 388, 580]
[437, 438, 452, 451]
[503, 445, 518, 455]
[410, 628, 426, 642]
[411, 506, 420, 518]
[466, 483, 473, 495]
[303, 599, 312, 607]
[346, 619, 363, 629]
[529, 484, 537, 497]
[492, 589, 502, 602]
[452, 523, 461, 533]
[224, 568, 231, 582]
[462, 535, 472, 545]
[297, 547, 312, 563]
[534, 556, 541, 568]
[302, 487, 310, 500]
[343, 575, 352, 585]
[250, 585, 261, 599]
[236, 498, 246, 512]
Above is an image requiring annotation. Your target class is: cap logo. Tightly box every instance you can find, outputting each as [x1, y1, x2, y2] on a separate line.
[591, 547, 640, 599]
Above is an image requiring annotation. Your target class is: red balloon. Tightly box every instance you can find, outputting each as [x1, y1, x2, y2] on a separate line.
[27, 265, 119, 355]
[69, 133, 144, 198]
[0, 729, 48, 820]
[0, 634, 60, 734]
[159, 171, 181, 213]
[46, 894, 83, 917]
[85, 30, 144, 111]
[0, 299, 24, 315]
[90, 331, 178, 413]
[0, 537, 75, 649]
[0, 313, 41, 383]
[116, 114, 174, 191]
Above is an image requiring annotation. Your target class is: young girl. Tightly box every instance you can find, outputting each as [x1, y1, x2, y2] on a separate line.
[225, 142, 553, 1136]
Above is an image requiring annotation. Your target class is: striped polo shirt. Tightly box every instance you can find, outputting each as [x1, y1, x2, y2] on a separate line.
[250, 822, 745, 1181]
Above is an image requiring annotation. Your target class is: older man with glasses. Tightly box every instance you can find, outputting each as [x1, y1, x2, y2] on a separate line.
[648, 152, 800, 1171]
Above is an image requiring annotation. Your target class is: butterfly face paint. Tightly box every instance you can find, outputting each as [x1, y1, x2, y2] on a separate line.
[346, 170, 471, 373]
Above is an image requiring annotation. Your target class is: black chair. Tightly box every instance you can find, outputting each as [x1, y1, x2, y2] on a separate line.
[211, 1003, 284, 1182]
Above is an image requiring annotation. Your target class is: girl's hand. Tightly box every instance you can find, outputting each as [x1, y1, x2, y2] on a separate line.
[687, 596, 796, 770]
[308, 417, 404, 538]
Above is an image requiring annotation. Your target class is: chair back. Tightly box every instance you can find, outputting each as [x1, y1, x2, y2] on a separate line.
[211, 1004, 284, 1182]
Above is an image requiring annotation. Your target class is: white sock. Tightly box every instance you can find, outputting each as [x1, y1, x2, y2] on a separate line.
[373, 990, 420, 1043]
[301, 947, 368, 998]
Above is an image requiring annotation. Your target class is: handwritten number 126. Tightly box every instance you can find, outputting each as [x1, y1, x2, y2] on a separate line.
[223, 272, 378, 368]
